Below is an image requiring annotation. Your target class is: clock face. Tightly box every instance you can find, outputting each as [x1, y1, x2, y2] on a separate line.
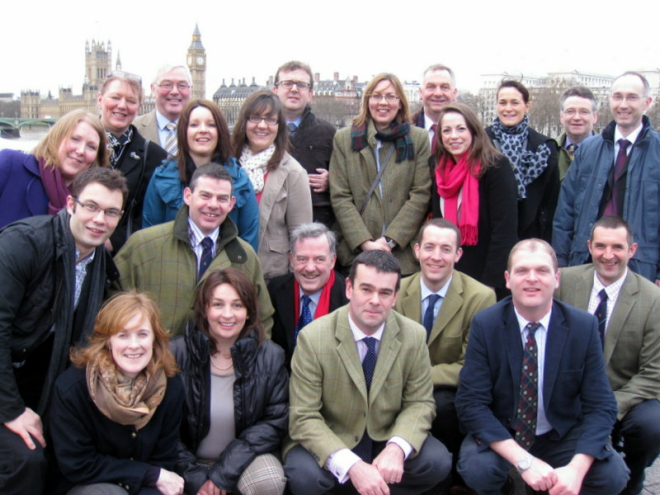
[197, 56, 204, 65]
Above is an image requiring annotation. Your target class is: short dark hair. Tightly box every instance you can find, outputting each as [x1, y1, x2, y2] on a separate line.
[590, 215, 634, 246]
[290, 222, 336, 255]
[71, 168, 128, 206]
[507, 239, 558, 272]
[497, 79, 530, 104]
[417, 218, 462, 248]
[613, 71, 651, 97]
[560, 86, 597, 112]
[189, 162, 233, 195]
[348, 250, 401, 292]
[275, 61, 314, 89]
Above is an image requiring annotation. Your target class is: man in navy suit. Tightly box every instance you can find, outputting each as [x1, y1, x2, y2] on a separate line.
[456, 239, 629, 495]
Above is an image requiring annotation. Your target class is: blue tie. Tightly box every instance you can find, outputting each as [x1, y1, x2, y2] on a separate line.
[287, 122, 298, 137]
[353, 337, 378, 462]
[198, 237, 213, 280]
[294, 295, 312, 346]
[594, 289, 608, 348]
[423, 294, 441, 340]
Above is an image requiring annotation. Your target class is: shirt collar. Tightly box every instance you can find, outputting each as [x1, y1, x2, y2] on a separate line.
[592, 268, 628, 298]
[298, 286, 322, 306]
[286, 117, 302, 127]
[74, 248, 96, 265]
[156, 110, 177, 131]
[513, 306, 552, 334]
[424, 112, 436, 131]
[348, 314, 385, 343]
[187, 217, 220, 248]
[615, 123, 643, 144]
[420, 275, 452, 300]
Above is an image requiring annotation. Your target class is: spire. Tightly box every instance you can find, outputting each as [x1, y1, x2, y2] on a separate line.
[115, 50, 122, 70]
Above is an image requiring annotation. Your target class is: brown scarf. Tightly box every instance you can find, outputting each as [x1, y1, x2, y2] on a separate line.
[86, 354, 167, 430]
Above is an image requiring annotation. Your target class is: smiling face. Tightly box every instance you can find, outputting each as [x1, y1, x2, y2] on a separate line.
[152, 67, 191, 121]
[368, 79, 401, 130]
[57, 121, 101, 185]
[414, 224, 462, 292]
[187, 106, 218, 163]
[346, 264, 398, 335]
[98, 80, 140, 136]
[108, 311, 154, 379]
[206, 283, 248, 347]
[419, 69, 457, 122]
[273, 68, 313, 120]
[588, 226, 637, 286]
[290, 235, 337, 296]
[505, 246, 559, 321]
[560, 96, 598, 143]
[497, 87, 530, 127]
[440, 111, 473, 160]
[67, 182, 124, 258]
[183, 176, 236, 236]
[610, 74, 652, 135]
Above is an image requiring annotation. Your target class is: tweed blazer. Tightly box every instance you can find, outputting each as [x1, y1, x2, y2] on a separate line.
[329, 121, 431, 274]
[256, 152, 312, 281]
[133, 110, 161, 146]
[283, 305, 435, 466]
[555, 264, 660, 419]
[395, 271, 496, 387]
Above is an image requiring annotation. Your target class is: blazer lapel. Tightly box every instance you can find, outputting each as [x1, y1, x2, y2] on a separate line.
[543, 303, 569, 404]
[604, 272, 638, 364]
[400, 275, 422, 322]
[504, 305, 524, 388]
[281, 277, 297, 352]
[335, 319, 369, 401]
[431, 275, 462, 345]
[369, 315, 402, 404]
[574, 268, 593, 311]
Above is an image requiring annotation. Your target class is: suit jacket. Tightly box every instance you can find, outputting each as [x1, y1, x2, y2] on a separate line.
[395, 271, 496, 387]
[283, 306, 435, 466]
[456, 297, 617, 460]
[556, 264, 660, 419]
[268, 271, 348, 366]
[133, 110, 161, 146]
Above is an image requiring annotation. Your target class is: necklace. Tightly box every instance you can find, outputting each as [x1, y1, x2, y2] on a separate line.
[210, 353, 233, 371]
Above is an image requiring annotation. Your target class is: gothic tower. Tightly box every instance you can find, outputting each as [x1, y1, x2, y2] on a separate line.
[84, 39, 112, 90]
[187, 24, 206, 100]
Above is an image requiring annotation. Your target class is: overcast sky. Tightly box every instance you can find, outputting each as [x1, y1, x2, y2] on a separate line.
[3, 0, 658, 99]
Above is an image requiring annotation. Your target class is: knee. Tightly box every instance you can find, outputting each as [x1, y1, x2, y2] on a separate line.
[238, 454, 286, 495]
[584, 452, 630, 494]
[414, 437, 452, 479]
[283, 447, 334, 495]
[0, 439, 47, 494]
[457, 445, 508, 491]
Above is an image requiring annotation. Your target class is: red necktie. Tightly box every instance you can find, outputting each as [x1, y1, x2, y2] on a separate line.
[604, 139, 631, 216]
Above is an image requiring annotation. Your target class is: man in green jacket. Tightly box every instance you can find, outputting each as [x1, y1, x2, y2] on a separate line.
[556, 86, 598, 180]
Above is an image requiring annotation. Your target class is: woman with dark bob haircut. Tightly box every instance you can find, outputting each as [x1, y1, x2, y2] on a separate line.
[231, 89, 312, 281]
[431, 103, 518, 297]
[485, 79, 559, 242]
[49, 291, 185, 495]
[142, 99, 259, 250]
[172, 268, 288, 495]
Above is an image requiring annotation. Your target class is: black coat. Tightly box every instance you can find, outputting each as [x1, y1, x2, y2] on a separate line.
[171, 325, 289, 494]
[49, 366, 184, 495]
[110, 126, 167, 253]
[486, 126, 560, 242]
[430, 156, 519, 290]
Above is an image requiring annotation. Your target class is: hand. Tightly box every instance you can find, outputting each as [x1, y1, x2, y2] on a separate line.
[373, 443, 404, 485]
[655, 279, 660, 287]
[197, 479, 225, 495]
[155, 468, 184, 495]
[309, 168, 329, 193]
[360, 240, 390, 253]
[4, 408, 45, 450]
[520, 457, 558, 492]
[549, 464, 584, 495]
[348, 461, 390, 495]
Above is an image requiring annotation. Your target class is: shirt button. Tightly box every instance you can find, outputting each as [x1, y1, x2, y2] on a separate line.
[131, 432, 137, 438]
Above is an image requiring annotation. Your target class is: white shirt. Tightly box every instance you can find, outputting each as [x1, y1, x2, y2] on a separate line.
[325, 315, 412, 483]
[587, 269, 627, 334]
[424, 113, 437, 145]
[188, 218, 219, 273]
[420, 276, 452, 322]
[614, 123, 643, 157]
[513, 308, 552, 436]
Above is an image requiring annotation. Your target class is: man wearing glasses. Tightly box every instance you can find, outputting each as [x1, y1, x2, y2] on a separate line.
[273, 61, 336, 228]
[134, 64, 193, 156]
[0, 168, 127, 495]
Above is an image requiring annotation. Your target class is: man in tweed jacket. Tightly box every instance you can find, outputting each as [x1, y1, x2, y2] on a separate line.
[283, 251, 450, 494]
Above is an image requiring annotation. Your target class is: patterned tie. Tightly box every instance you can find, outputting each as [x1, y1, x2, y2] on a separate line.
[164, 122, 178, 157]
[514, 322, 540, 450]
[353, 337, 378, 462]
[293, 295, 312, 346]
[604, 139, 630, 216]
[430, 123, 438, 154]
[287, 122, 298, 138]
[198, 237, 213, 280]
[423, 294, 442, 341]
[566, 143, 577, 161]
[594, 289, 608, 348]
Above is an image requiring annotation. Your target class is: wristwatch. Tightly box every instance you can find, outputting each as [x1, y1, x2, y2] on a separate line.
[384, 236, 397, 250]
[517, 454, 533, 473]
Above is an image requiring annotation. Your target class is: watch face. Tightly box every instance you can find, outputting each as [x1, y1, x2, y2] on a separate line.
[197, 56, 204, 65]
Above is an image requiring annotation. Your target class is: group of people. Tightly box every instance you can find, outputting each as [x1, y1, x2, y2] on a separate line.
[0, 59, 658, 495]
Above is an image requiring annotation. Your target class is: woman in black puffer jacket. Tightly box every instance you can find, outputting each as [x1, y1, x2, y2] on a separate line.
[171, 268, 288, 495]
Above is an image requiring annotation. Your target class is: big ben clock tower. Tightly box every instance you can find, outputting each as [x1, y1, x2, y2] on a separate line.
[187, 24, 206, 100]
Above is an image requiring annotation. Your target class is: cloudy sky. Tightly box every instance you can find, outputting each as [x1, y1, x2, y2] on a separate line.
[3, 0, 658, 98]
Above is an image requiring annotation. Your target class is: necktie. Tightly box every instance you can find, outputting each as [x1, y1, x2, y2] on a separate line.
[566, 143, 577, 161]
[353, 337, 378, 462]
[287, 122, 298, 138]
[293, 295, 312, 345]
[594, 289, 608, 348]
[164, 122, 178, 157]
[604, 139, 631, 216]
[430, 123, 438, 154]
[514, 322, 540, 450]
[198, 237, 213, 280]
[423, 294, 442, 340]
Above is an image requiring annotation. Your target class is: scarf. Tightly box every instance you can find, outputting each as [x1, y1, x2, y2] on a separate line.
[351, 121, 414, 163]
[435, 155, 480, 246]
[240, 144, 276, 194]
[106, 127, 133, 168]
[38, 158, 70, 215]
[293, 270, 336, 327]
[490, 116, 551, 200]
[86, 352, 167, 430]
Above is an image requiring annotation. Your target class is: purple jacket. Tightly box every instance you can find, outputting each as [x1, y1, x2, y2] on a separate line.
[0, 149, 48, 229]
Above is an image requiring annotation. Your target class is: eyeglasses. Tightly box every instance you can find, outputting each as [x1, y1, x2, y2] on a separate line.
[611, 94, 642, 102]
[73, 198, 122, 219]
[276, 80, 311, 90]
[562, 109, 593, 117]
[369, 93, 400, 103]
[248, 116, 279, 126]
[156, 81, 191, 91]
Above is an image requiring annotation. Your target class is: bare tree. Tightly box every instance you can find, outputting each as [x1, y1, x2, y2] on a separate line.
[528, 78, 571, 137]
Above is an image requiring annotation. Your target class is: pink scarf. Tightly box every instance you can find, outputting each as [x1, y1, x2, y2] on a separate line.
[38, 158, 71, 215]
[435, 155, 481, 245]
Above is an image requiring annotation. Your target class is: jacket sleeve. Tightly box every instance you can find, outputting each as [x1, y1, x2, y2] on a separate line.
[232, 167, 260, 252]
[284, 163, 313, 240]
[539, 141, 560, 243]
[552, 146, 582, 266]
[141, 171, 166, 229]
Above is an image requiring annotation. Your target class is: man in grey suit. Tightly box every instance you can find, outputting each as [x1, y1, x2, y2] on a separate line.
[133, 64, 192, 155]
[556, 216, 660, 495]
